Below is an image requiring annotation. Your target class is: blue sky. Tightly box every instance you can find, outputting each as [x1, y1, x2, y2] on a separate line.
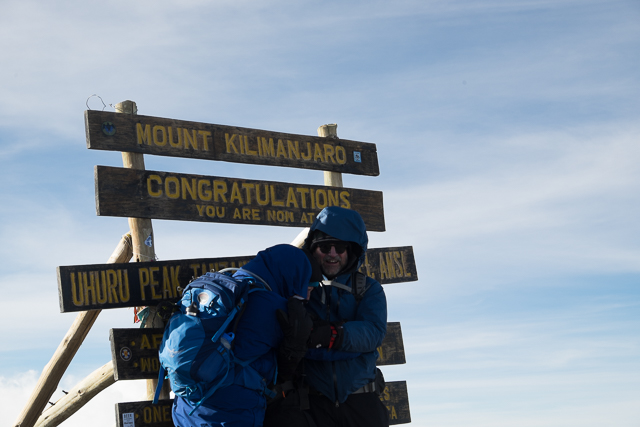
[1, 0, 639, 426]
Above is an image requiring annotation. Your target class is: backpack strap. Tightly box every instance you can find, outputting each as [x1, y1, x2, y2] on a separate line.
[152, 365, 166, 404]
[352, 271, 369, 302]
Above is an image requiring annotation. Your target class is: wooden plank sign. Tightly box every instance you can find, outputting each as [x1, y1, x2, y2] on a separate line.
[380, 381, 411, 424]
[116, 400, 173, 427]
[376, 322, 406, 366]
[57, 247, 416, 313]
[110, 323, 405, 380]
[115, 381, 409, 427]
[95, 166, 385, 231]
[86, 110, 380, 176]
[360, 246, 417, 284]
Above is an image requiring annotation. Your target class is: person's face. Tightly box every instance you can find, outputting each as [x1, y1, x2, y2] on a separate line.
[312, 242, 349, 279]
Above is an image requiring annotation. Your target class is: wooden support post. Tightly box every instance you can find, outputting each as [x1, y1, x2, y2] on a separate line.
[13, 234, 133, 427]
[34, 362, 116, 427]
[318, 124, 343, 187]
[290, 124, 342, 248]
[114, 100, 169, 401]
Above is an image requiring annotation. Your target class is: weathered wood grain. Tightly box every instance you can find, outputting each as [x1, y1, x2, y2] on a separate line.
[95, 166, 385, 231]
[58, 247, 416, 312]
[115, 381, 410, 426]
[86, 110, 379, 176]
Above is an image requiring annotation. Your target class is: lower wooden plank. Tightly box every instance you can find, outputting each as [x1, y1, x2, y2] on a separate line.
[58, 246, 417, 313]
[111, 322, 405, 381]
[116, 400, 173, 427]
[381, 381, 412, 425]
[115, 381, 410, 426]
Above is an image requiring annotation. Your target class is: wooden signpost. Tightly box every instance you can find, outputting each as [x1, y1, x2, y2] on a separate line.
[85, 111, 380, 176]
[115, 381, 410, 427]
[110, 322, 405, 381]
[57, 247, 417, 312]
[95, 166, 385, 231]
[19, 105, 414, 427]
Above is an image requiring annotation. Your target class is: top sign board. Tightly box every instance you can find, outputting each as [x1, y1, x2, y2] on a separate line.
[85, 111, 380, 176]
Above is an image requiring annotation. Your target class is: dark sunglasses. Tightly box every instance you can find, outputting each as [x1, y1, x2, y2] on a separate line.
[317, 242, 349, 254]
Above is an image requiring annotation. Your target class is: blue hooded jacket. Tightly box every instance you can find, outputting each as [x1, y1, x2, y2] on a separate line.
[173, 244, 313, 427]
[302, 206, 388, 403]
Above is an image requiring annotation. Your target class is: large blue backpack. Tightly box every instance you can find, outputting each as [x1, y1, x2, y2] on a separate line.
[153, 269, 271, 412]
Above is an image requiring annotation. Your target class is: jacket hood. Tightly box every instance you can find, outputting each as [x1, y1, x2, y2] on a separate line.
[238, 244, 312, 299]
[303, 206, 369, 275]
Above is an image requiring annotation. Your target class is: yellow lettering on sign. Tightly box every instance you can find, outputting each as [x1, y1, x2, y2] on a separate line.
[136, 123, 152, 145]
[256, 184, 269, 206]
[287, 140, 300, 159]
[153, 125, 166, 147]
[327, 189, 339, 207]
[149, 267, 161, 300]
[286, 187, 299, 208]
[140, 357, 160, 373]
[313, 144, 324, 162]
[276, 139, 287, 158]
[392, 251, 404, 277]
[225, 133, 239, 154]
[336, 146, 347, 164]
[270, 185, 285, 207]
[401, 251, 411, 277]
[213, 180, 227, 203]
[71, 272, 84, 306]
[96, 271, 109, 304]
[162, 266, 174, 298]
[119, 270, 130, 302]
[339, 191, 351, 209]
[84, 272, 97, 305]
[385, 252, 396, 279]
[152, 333, 164, 349]
[379, 253, 389, 280]
[323, 144, 335, 163]
[140, 334, 151, 350]
[316, 189, 327, 209]
[190, 264, 201, 278]
[183, 129, 198, 150]
[296, 188, 309, 208]
[168, 126, 179, 148]
[147, 175, 163, 197]
[199, 130, 211, 150]
[139, 268, 150, 300]
[377, 345, 384, 361]
[165, 177, 180, 199]
[106, 269, 118, 303]
[242, 183, 255, 204]
[143, 407, 152, 424]
[301, 142, 313, 160]
[389, 405, 398, 419]
[181, 178, 197, 201]
[198, 179, 212, 201]
[230, 182, 243, 204]
[260, 137, 274, 157]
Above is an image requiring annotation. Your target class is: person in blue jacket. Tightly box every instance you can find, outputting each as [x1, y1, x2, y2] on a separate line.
[173, 244, 319, 427]
[265, 206, 389, 427]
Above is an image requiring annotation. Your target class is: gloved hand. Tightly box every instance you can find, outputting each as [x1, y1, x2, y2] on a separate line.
[276, 297, 314, 361]
[307, 321, 344, 350]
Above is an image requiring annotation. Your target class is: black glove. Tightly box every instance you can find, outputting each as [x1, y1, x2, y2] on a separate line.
[307, 321, 344, 350]
[276, 297, 314, 361]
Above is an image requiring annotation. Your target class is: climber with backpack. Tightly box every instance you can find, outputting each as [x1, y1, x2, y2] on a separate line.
[162, 243, 322, 427]
[264, 206, 389, 427]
